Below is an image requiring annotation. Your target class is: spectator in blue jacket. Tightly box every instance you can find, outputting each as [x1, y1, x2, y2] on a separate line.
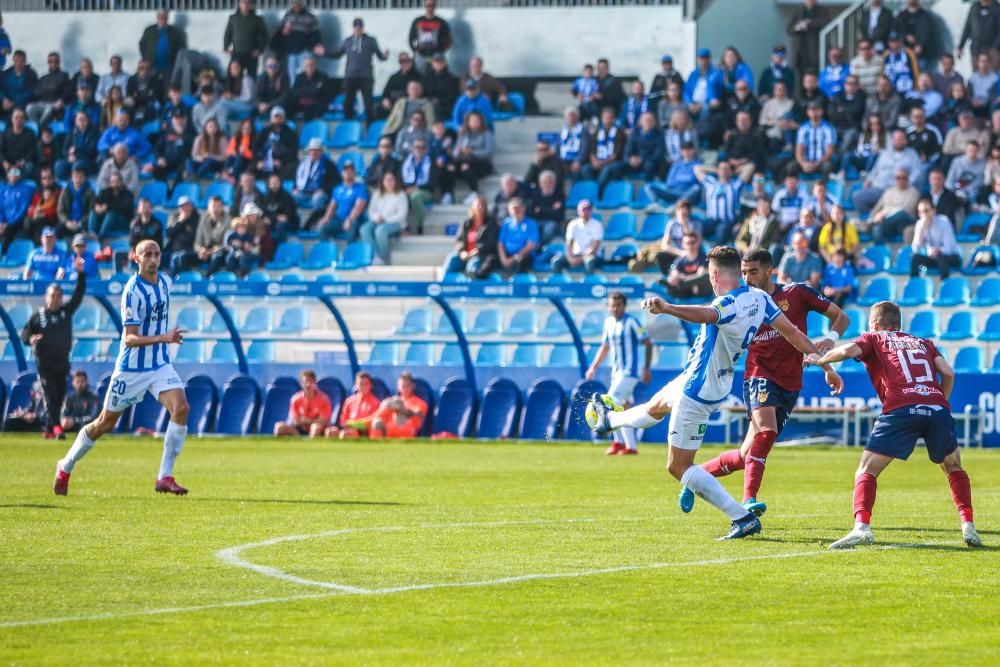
[55, 110, 99, 180]
[61, 233, 99, 279]
[497, 197, 538, 274]
[97, 109, 152, 162]
[718, 47, 754, 99]
[62, 79, 100, 131]
[622, 112, 665, 181]
[818, 47, 849, 99]
[452, 79, 493, 130]
[684, 48, 722, 120]
[23, 226, 66, 281]
[644, 142, 703, 207]
[0, 166, 33, 253]
[1, 50, 37, 116]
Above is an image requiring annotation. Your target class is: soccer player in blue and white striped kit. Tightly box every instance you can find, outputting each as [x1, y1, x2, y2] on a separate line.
[54, 240, 191, 496]
[585, 292, 653, 456]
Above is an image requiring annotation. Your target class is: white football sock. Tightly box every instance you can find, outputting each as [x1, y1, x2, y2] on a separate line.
[59, 427, 96, 473]
[620, 426, 638, 451]
[158, 421, 188, 480]
[681, 465, 749, 521]
[608, 404, 662, 430]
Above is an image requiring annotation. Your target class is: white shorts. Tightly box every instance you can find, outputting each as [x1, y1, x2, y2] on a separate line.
[659, 377, 722, 451]
[104, 365, 184, 413]
[607, 373, 640, 406]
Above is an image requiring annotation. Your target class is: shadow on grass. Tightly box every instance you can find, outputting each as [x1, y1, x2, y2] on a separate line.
[183, 497, 405, 507]
[878, 526, 1000, 536]
[0, 503, 66, 510]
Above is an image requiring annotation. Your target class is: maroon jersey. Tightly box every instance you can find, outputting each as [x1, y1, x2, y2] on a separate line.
[745, 283, 832, 391]
[854, 330, 950, 413]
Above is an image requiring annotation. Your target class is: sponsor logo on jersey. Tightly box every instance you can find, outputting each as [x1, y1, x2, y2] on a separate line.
[777, 298, 790, 312]
[902, 384, 940, 397]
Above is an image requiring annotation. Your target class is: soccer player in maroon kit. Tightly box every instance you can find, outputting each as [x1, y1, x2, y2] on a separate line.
[681, 248, 849, 515]
[806, 301, 980, 549]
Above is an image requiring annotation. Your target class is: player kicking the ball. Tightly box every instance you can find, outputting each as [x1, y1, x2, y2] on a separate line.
[587, 246, 826, 539]
[53, 240, 191, 496]
[684, 248, 847, 516]
[805, 301, 981, 549]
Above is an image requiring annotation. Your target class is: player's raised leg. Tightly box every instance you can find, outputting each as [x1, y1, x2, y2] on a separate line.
[829, 450, 892, 549]
[939, 448, 980, 547]
[54, 408, 123, 495]
[155, 386, 190, 495]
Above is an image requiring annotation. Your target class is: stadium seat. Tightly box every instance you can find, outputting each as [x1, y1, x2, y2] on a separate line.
[843, 308, 866, 338]
[210, 271, 238, 283]
[654, 344, 688, 370]
[139, 181, 168, 208]
[337, 151, 365, 174]
[359, 120, 386, 148]
[265, 241, 305, 270]
[964, 245, 999, 275]
[475, 378, 522, 439]
[476, 343, 504, 364]
[934, 276, 972, 307]
[540, 312, 570, 337]
[857, 245, 890, 275]
[105, 340, 120, 361]
[604, 212, 636, 241]
[209, 341, 240, 363]
[301, 241, 339, 270]
[432, 377, 475, 437]
[978, 313, 1000, 342]
[247, 341, 276, 363]
[328, 121, 362, 148]
[411, 377, 437, 436]
[395, 308, 433, 335]
[336, 241, 373, 269]
[317, 377, 346, 423]
[597, 180, 631, 209]
[806, 311, 830, 337]
[128, 392, 167, 433]
[511, 343, 542, 366]
[566, 180, 598, 209]
[204, 180, 234, 207]
[165, 182, 200, 208]
[857, 277, 896, 307]
[511, 273, 537, 284]
[174, 339, 205, 363]
[954, 347, 984, 373]
[468, 309, 502, 335]
[908, 311, 940, 339]
[404, 342, 434, 365]
[939, 312, 977, 341]
[971, 277, 1000, 307]
[635, 213, 669, 242]
[280, 271, 305, 283]
[70, 339, 100, 362]
[176, 306, 204, 332]
[241, 306, 273, 333]
[889, 246, 913, 275]
[216, 374, 260, 434]
[432, 309, 466, 335]
[505, 309, 538, 335]
[72, 304, 100, 331]
[182, 374, 218, 434]
[629, 185, 651, 209]
[0, 239, 34, 268]
[519, 378, 566, 440]
[298, 119, 328, 149]
[579, 310, 605, 337]
[897, 277, 931, 307]
[563, 379, 607, 441]
[367, 341, 399, 364]
[258, 377, 300, 434]
[547, 344, 578, 366]
[174, 270, 204, 283]
[3, 372, 36, 423]
[272, 307, 308, 334]
[204, 311, 228, 334]
[439, 343, 464, 365]
[961, 212, 991, 241]
[246, 270, 271, 282]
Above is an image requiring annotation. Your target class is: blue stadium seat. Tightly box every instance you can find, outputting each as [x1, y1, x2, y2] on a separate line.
[468, 309, 502, 335]
[806, 310, 829, 337]
[336, 241, 373, 269]
[298, 119, 328, 149]
[934, 276, 972, 307]
[70, 339, 101, 361]
[939, 311, 977, 341]
[404, 342, 434, 365]
[359, 120, 386, 148]
[991, 350, 1000, 374]
[395, 308, 432, 335]
[439, 343, 464, 365]
[635, 213, 669, 242]
[475, 378, 522, 439]
[655, 344, 688, 370]
[889, 246, 913, 275]
[258, 377, 301, 434]
[843, 308, 866, 338]
[857, 277, 896, 307]
[597, 180, 631, 209]
[216, 374, 260, 434]
[328, 121, 362, 149]
[0, 239, 34, 268]
[317, 377, 346, 423]
[128, 392, 167, 433]
[183, 374, 218, 434]
[139, 181, 168, 208]
[954, 346, 984, 373]
[1, 341, 28, 362]
[411, 377, 436, 436]
[242, 306, 273, 333]
[604, 212, 636, 241]
[166, 182, 200, 208]
[3, 372, 36, 425]
[511, 272, 537, 284]
[857, 245, 890, 275]
[540, 312, 570, 337]
[566, 180, 598, 209]
[209, 341, 240, 363]
[978, 312, 1000, 342]
[265, 241, 305, 270]
[505, 309, 538, 335]
[603, 243, 638, 273]
[961, 212, 991, 240]
[971, 277, 1000, 307]
[547, 344, 578, 366]
[272, 307, 308, 334]
[432, 377, 475, 437]
[579, 310, 605, 337]
[280, 271, 305, 283]
[908, 311, 940, 339]
[72, 304, 100, 331]
[476, 343, 504, 364]
[106, 340, 120, 360]
[247, 341, 276, 362]
[629, 185, 651, 209]
[519, 378, 566, 440]
[511, 343, 542, 366]
[301, 241, 339, 270]
[432, 309, 466, 335]
[210, 271, 238, 283]
[897, 277, 932, 307]
[204, 311, 228, 334]
[563, 379, 607, 441]
[964, 245, 999, 275]
[176, 306, 204, 332]
[204, 180, 234, 207]
[246, 270, 271, 282]
[174, 270, 204, 283]
[367, 341, 399, 364]
[174, 339, 205, 363]
[337, 151, 365, 174]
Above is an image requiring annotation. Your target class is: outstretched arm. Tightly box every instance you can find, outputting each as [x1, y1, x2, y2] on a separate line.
[773, 314, 844, 394]
[815, 302, 850, 353]
[124, 324, 185, 348]
[642, 297, 720, 324]
[807, 341, 863, 367]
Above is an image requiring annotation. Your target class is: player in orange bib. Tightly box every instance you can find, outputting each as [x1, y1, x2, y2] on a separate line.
[325, 371, 382, 439]
[273, 370, 332, 438]
[370, 372, 427, 439]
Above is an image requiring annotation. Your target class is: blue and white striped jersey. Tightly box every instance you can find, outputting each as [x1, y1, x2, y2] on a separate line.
[703, 174, 742, 224]
[681, 286, 781, 404]
[602, 314, 649, 378]
[795, 121, 837, 162]
[116, 273, 172, 372]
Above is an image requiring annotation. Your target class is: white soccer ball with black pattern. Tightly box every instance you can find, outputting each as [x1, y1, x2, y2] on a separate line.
[584, 394, 622, 430]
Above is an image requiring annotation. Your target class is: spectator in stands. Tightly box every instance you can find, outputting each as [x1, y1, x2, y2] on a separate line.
[0, 166, 29, 252]
[165, 196, 199, 274]
[620, 80, 651, 132]
[910, 198, 961, 277]
[383, 80, 435, 137]
[817, 203, 860, 264]
[3, 380, 46, 433]
[254, 105, 298, 180]
[828, 75, 865, 162]
[808, 179, 837, 221]
[656, 81, 687, 129]
[63, 79, 100, 134]
[98, 108, 151, 163]
[943, 110, 988, 170]
[497, 198, 538, 275]
[796, 71, 825, 111]
[771, 171, 808, 232]
[883, 31, 919, 95]
[396, 109, 430, 158]
[409, 0, 451, 73]
[1, 50, 35, 117]
[98, 143, 139, 195]
[461, 56, 509, 110]
[291, 56, 333, 121]
[26, 168, 60, 243]
[26, 52, 70, 127]
[868, 169, 921, 242]
[231, 170, 259, 219]
[254, 56, 290, 120]
[159, 83, 190, 132]
[445, 194, 497, 279]
[451, 110, 494, 201]
[422, 53, 459, 121]
[325, 371, 382, 440]
[89, 171, 133, 242]
[906, 106, 942, 177]
[191, 84, 228, 135]
[149, 111, 193, 184]
[60, 234, 98, 280]
[524, 140, 565, 193]
[61, 371, 100, 435]
[401, 138, 434, 233]
[370, 372, 427, 440]
[651, 54, 684, 98]
[718, 46, 754, 99]
[925, 167, 961, 226]
[785, 206, 822, 251]
[57, 166, 93, 240]
[316, 161, 367, 239]
[99, 85, 125, 131]
[452, 79, 493, 131]
[853, 129, 921, 214]
[790, 2, 829, 71]
[224, 118, 255, 180]
[860, 0, 892, 51]
[777, 231, 822, 287]
[843, 112, 888, 175]
[262, 172, 299, 237]
[274, 369, 332, 438]
[195, 195, 229, 274]
[723, 111, 766, 183]
[329, 17, 388, 125]
[362, 170, 408, 264]
[759, 80, 795, 151]
[662, 231, 710, 298]
[126, 198, 162, 266]
[294, 138, 339, 210]
[722, 79, 760, 133]
[684, 48, 721, 124]
[366, 135, 402, 190]
[622, 111, 664, 182]
[735, 197, 781, 256]
[594, 59, 625, 116]
[552, 199, 602, 274]
[740, 171, 774, 210]
[428, 121, 454, 201]
[758, 45, 795, 100]
[695, 160, 743, 242]
[939, 80, 973, 131]
[558, 106, 589, 179]
[378, 52, 420, 121]
[240, 201, 274, 261]
[968, 53, 998, 119]
[96, 55, 128, 104]
[273, 0, 323, 86]
[932, 53, 963, 99]
[187, 116, 226, 180]
[850, 40, 883, 97]
[645, 141, 700, 207]
[219, 59, 254, 118]
[959, 0, 1000, 68]
[23, 227, 65, 281]
[126, 59, 165, 127]
[1, 108, 37, 180]
[821, 247, 855, 307]
[222, 215, 259, 276]
[795, 101, 837, 178]
[0, 13, 9, 71]
[896, 0, 934, 71]
[225, 0, 269, 78]
[492, 172, 526, 223]
[528, 170, 564, 245]
[582, 107, 625, 195]
[139, 9, 186, 77]
[628, 198, 696, 273]
[71, 58, 99, 99]
[946, 139, 987, 203]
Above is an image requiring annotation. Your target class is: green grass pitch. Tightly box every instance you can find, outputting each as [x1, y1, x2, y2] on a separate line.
[2, 435, 999, 665]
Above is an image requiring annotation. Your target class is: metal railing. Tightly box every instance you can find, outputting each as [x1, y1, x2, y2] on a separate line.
[1, 0, 683, 11]
[819, 0, 938, 65]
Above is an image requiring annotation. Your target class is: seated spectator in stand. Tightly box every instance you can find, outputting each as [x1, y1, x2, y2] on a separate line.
[149, 111, 194, 184]
[451, 110, 494, 201]
[906, 106, 942, 176]
[910, 73, 943, 121]
[821, 247, 855, 307]
[771, 170, 808, 233]
[27, 51, 70, 127]
[127, 197, 163, 257]
[401, 138, 435, 233]
[96, 54, 128, 103]
[60, 234, 98, 279]
[925, 167, 961, 227]
[795, 101, 837, 178]
[57, 166, 94, 240]
[620, 80, 651, 132]
[460, 55, 509, 111]
[827, 75, 866, 160]
[528, 170, 565, 246]
[260, 173, 299, 240]
[0, 166, 33, 253]
[192, 84, 228, 134]
[224, 118, 255, 180]
[939, 80, 973, 131]
[377, 52, 420, 121]
[99, 84, 122, 130]
[497, 198, 538, 275]
[165, 196, 199, 274]
[628, 198, 696, 274]
[222, 215, 259, 276]
[195, 195, 230, 274]
[1, 50, 37, 114]
[254, 105, 298, 180]
[863, 76, 900, 134]
[945, 140, 986, 203]
[324, 371, 381, 439]
[427, 123, 454, 203]
[491, 172, 526, 222]
[25, 168, 61, 242]
[843, 112, 888, 176]
[882, 32, 918, 95]
[97, 108, 152, 162]
[274, 370, 332, 438]
[366, 136, 402, 190]
[735, 197, 782, 257]
[758, 45, 795, 100]
[759, 80, 796, 152]
[60, 371, 100, 433]
[942, 110, 988, 171]
[819, 47, 849, 99]
[684, 47, 722, 124]
[64, 78, 100, 131]
[219, 59, 253, 117]
[572, 63, 600, 120]
[662, 231, 710, 299]
[24, 227, 67, 281]
[795, 72, 825, 114]
[231, 170, 259, 218]
[656, 80, 687, 129]
[651, 54, 684, 98]
[694, 160, 742, 242]
[722, 79, 760, 134]
[87, 170, 133, 246]
[777, 231, 822, 288]
[808, 179, 838, 222]
[316, 161, 368, 239]
[444, 194, 497, 279]
[622, 112, 665, 182]
[395, 109, 430, 159]
[255, 56, 290, 120]
[422, 53, 459, 121]
[188, 116, 226, 180]
[383, 80, 435, 137]
[582, 107, 625, 194]
[552, 199, 603, 274]
[240, 202, 274, 263]
[722, 111, 766, 183]
[910, 198, 961, 278]
[785, 206, 822, 251]
[1, 108, 38, 180]
[370, 372, 427, 440]
[869, 169, 921, 242]
[817, 203, 862, 265]
[125, 59, 164, 126]
[452, 79, 493, 130]
[852, 130, 921, 215]
[523, 140, 565, 194]
[558, 106, 589, 180]
[968, 53, 998, 118]
[3, 380, 46, 432]
[56, 110, 99, 180]
[932, 52, 963, 99]
[739, 172, 774, 210]
[293, 138, 339, 210]
[361, 171, 408, 265]
[97, 143, 140, 195]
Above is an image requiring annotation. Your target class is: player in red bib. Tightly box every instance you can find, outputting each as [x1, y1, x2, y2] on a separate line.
[684, 248, 848, 516]
[806, 301, 980, 549]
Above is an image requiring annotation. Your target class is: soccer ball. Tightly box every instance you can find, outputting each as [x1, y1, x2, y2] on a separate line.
[584, 394, 622, 429]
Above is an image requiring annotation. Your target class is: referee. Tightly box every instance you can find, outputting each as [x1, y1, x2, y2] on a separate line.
[20, 257, 86, 439]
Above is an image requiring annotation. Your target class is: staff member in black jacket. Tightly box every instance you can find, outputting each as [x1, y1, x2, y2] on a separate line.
[20, 259, 86, 439]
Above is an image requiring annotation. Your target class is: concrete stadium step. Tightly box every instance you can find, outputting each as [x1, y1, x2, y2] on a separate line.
[392, 235, 453, 267]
